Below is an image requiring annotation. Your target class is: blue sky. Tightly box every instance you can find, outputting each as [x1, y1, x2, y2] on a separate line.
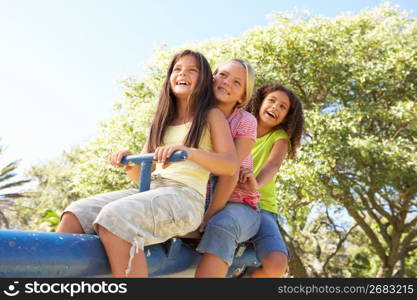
[0, 0, 416, 173]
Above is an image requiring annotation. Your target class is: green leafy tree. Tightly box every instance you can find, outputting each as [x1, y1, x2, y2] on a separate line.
[271, 4, 417, 277]
[0, 141, 30, 228]
[280, 205, 358, 277]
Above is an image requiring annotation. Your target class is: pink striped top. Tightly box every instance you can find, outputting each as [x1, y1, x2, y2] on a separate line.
[227, 108, 260, 207]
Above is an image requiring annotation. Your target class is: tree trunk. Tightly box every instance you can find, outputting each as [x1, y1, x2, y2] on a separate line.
[377, 264, 395, 278]
[278, 224, 309, 277]
[393, 257, 405, 278]
[287, 243, 309, 277]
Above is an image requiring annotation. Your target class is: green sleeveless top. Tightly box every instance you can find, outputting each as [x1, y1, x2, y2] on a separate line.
[252, 129, 289, 213]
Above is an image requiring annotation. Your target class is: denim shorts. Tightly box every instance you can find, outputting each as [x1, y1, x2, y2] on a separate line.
[251, 209, 289, 262]
[196, 202, 260, 266]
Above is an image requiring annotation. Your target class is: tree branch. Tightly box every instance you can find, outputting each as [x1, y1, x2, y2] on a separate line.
[339, 194, 388, 262]
[399, 227, 417, 259]
[366, 187, 394, 225]
[390, 122, 409, 140]
[322, 208, 358, 276]
[355, 188, 391, 243]
[404, 215, 417, 233]
[323, 224, 358, 276]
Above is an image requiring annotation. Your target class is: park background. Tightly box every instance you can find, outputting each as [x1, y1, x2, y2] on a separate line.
[0, 0, 416, 277]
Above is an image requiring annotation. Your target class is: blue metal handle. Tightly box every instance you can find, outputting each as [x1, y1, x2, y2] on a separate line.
[120, 150, 188, 192]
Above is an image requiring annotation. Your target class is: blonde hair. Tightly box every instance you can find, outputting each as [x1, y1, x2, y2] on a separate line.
[214, 58, 255, 107]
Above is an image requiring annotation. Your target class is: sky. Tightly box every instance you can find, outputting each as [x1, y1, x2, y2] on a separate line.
[0, 0, 416, 175]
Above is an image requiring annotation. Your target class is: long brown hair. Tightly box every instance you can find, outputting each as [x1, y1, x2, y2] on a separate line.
[147, 50, 215, 152]
[245, 83, 304, 159]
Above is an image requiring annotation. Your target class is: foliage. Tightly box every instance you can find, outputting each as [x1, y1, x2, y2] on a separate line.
[0, 142, 31, 228]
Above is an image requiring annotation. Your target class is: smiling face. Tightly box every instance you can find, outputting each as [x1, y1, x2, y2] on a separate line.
[213, 61, 246, 107]
[169, 55, 200, 101]
[259, 90, 290, 129]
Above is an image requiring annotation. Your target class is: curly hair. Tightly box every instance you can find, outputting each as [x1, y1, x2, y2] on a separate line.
[245, 83, 304, 159]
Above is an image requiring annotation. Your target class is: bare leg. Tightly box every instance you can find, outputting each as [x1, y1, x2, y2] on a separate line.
[195, 253, 228, 278]
[56, 212, 84, 233]
[251, 251, 288, 278]
[97, 225, 148, 278]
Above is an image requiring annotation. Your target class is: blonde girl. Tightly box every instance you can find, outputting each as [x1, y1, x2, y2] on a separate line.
[195, 59, 260, 277]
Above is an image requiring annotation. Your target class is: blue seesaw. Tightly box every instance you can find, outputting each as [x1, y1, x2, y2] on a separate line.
[0, 151, 260, 277]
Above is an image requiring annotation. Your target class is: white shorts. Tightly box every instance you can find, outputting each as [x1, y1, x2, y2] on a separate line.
[63, 175, 205, 250]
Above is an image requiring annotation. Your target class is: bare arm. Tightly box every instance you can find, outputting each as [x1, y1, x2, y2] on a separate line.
[153, 108, 238, 176]
[255, 139, 288, 187]
[200, 136, 255, 231]
[109, 139, 150, 185]
[238, 139, 288, 191]
[191, 108, 238, 175]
